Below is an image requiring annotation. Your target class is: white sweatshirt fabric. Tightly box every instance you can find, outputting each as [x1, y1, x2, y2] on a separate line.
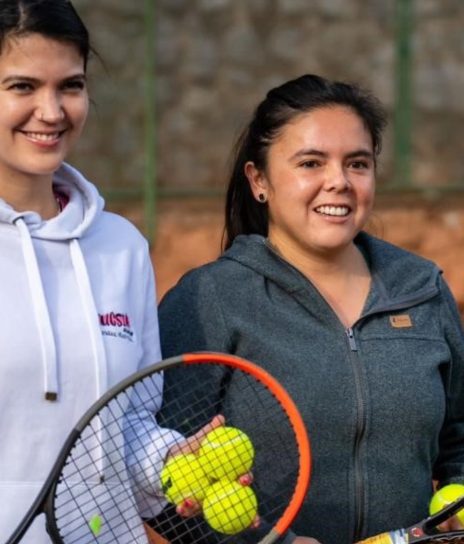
[0, 163, 172, 543]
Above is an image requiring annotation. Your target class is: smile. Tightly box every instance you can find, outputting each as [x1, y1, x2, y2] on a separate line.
[22, 131, 65, 142]
[315, 205, 350, 217]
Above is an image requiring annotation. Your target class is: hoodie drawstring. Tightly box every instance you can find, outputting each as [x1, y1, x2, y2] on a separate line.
[70, 239, 108, 477]
[69, 239, 108, 399]
[15, 218, 59, 400]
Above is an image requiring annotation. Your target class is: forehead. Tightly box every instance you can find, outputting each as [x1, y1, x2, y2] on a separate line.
[272, 106, 373, 153]
[0, 33, 84, 75]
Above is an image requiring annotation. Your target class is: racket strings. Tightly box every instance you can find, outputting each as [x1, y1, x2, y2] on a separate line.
[154, 364, 303, 542]
[51, 358, 306, 543]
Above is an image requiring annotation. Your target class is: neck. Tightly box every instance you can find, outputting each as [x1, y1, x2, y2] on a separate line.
[268, 235, 362, 279]
[0, 172, 58, 219]
[267, 235, 371, 327]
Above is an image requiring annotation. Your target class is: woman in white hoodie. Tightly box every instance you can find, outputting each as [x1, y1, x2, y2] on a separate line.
[0, 1, 164, 542]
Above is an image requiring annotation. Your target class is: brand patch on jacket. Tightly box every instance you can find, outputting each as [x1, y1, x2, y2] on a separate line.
[389, 314, 413, 328]
[99, 312, 134, 342]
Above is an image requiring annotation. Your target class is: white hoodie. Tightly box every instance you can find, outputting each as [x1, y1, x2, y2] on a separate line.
[0, 163, 171, 543]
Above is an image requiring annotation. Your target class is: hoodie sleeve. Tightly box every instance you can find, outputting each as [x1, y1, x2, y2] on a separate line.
[125, 265, 231, 516]
[158, 266, 231, 357]
[139, 242, 162, 369]
[124, 245, 184, 517]
[433, 276, 464, 486]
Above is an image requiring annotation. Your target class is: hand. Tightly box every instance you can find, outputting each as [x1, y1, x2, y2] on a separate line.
[168, 414, 225, 459]
[439, 515, 464, 532]
[293, 538, 322, 544]
[168, 415, 225, 518]
[168, 415, 255, 519]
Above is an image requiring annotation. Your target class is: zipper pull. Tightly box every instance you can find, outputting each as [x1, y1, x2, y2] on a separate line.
[346, 327, 358, 351]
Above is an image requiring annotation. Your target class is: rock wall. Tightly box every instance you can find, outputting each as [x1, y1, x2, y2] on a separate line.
[71, 0, 464, 311]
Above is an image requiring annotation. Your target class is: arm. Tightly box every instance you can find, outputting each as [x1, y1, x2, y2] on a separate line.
[124, 248, 184, 516]
[434, 276, 464, 486]
[158, 267, 231, 358]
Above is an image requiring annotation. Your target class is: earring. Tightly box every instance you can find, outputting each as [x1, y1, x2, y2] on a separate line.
[258, 193, 267, 203]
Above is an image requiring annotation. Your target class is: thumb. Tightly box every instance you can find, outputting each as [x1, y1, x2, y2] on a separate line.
[168, 414, 225, 458]
[189, 414, 225, 450]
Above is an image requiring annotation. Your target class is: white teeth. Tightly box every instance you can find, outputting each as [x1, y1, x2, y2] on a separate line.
[25, 132, 60, 141]
[316, 205, 349, 217]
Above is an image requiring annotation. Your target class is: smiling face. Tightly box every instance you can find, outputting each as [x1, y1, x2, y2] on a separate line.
[0, 33, 88, 186]
[246, 105, 376, 260]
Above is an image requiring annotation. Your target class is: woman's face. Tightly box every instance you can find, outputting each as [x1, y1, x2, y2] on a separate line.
[0, 33, 88, 184]
[246, 105, 376, 258]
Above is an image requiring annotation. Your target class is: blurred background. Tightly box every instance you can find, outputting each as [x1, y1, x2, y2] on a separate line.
[71, 0, 464, 311]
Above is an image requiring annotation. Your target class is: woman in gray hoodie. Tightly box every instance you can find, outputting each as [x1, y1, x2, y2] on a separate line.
[158, 74, 464, 544]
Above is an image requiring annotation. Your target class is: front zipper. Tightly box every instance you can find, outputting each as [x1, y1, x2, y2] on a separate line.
[346, 327, 358, 351]
[346, 326, 367, 541]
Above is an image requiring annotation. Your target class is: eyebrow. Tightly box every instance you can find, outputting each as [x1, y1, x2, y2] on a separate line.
[290, 148, 374, 161]
[1, 73, 86, 85]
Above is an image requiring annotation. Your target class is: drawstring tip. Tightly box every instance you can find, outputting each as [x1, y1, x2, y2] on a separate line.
[45, 392, 58, 401]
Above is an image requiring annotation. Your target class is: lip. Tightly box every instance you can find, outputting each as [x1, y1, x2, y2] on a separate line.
[314, 204, 352, 218]
[19, 129, 66, 148]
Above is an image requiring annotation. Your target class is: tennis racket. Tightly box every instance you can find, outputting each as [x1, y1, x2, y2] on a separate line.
[357, 495, 464, 543]
[7, 352, 311, 543]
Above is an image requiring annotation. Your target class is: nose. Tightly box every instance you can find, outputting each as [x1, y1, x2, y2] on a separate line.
[35, 90, 65, 123]
[323, 163, 351, 192]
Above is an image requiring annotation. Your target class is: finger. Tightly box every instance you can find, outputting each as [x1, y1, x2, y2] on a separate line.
[238, 472, 254, 486]
[449, 516, 464, 531]
[168, 415, 226, 458]
[192, 415, 225, 443]
[184, 415, 226, 454]
[250, 514, 260, 529]
[176, 498, 202, 518]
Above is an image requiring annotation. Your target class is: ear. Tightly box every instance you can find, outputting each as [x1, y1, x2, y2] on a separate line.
[244, 161, 269, 203]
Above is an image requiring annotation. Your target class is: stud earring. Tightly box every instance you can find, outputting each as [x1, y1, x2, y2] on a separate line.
[258, 193, 267, 203]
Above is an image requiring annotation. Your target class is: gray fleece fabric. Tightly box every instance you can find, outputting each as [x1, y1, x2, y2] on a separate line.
[158, 232, 464, 544]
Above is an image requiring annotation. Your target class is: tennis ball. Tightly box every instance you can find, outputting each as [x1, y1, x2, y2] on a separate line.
[198, 426, 254, 481]
[203, 480, 258, 535]
[88, 514, 103, 536]
[161, 453, 211, 505]
[429, 484, 464, 524]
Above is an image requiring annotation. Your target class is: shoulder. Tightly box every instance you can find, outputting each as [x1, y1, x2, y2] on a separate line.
[162, 255, 252, 302]
[358, 232, 440, 276]
[89, 211, 149, 252]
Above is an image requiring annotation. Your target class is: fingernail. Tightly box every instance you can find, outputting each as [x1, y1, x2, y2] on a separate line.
[184, 499, 194, 508]
[239, 474, 252, 486]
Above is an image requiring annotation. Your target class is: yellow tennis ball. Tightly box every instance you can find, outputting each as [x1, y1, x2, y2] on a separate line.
[198, 426, 254, 481]
[203, 480, 258, 535]
[430, 484, 464, 525]
[88, 514, 103, 536]
[161, 454, 211, 505]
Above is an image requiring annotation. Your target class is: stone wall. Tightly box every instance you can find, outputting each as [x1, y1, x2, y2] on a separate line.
[71, 0, 464, 310]
[72, 0, 464, 191]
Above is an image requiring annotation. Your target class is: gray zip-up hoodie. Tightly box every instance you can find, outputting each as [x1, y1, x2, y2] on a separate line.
[159, 233, 464, 544]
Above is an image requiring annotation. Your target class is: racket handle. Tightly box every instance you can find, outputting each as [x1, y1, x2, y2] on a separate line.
[356, 529, 407, 543]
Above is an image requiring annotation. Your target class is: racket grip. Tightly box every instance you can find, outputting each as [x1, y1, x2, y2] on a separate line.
[356, 529, 407, 544]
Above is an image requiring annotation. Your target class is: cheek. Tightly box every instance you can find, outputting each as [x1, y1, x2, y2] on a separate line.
[70, 99, 89, 131]
[2, 99, 32, 122]
[358, 177, 376, 208]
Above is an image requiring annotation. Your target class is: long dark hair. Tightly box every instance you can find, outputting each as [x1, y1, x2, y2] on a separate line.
[224, 74, 387, 249]
[0, 0, 92, 69]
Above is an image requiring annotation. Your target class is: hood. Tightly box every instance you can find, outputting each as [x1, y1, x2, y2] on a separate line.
[221, 233, 441, 314]
[0, 162, 104, 240]
[2, 163, 108, 406]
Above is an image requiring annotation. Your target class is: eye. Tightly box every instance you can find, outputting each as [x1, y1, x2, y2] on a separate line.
[61, 78, 86, 91]
[300, 159, 321, 169]
[349, 160, 370, 170]
[8, 81, 34, 92]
